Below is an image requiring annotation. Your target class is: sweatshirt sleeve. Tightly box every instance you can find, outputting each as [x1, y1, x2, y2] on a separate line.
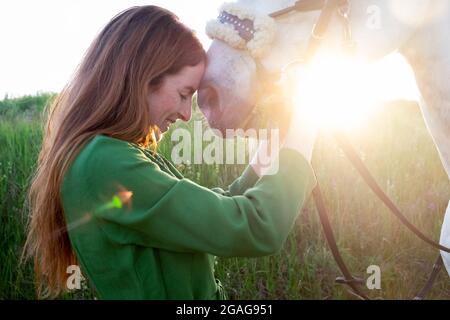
[210, 164, 260, 197]
[156, 150, 259, 197]
[78, 139, 316, 257]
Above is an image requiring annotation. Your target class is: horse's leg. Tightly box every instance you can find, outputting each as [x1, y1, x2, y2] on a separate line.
[440, 200, 450, 276]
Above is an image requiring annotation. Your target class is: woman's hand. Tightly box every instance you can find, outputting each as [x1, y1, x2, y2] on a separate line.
[250, 62, 319, 176]
[280, 62, 319, 162]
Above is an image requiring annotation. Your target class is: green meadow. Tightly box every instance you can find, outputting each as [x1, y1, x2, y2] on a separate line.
[0, 93, 449, 299]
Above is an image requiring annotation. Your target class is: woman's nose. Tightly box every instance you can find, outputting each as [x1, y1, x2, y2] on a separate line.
[178, 100, 192, 122]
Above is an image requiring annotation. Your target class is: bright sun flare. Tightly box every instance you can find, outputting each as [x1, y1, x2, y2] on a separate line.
[292, 53, 420, 130]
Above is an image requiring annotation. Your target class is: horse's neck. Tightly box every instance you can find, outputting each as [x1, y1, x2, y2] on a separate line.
[260, 0, 428, 70]
[351, 0, 450, 178]
[400, 9, 450, 178]
[334, 0, 431, 60]
[400, 3, 450, 107]
[348, 0, 450, 177]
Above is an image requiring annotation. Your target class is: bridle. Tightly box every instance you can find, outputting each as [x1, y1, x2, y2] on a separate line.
[270, 0, 355, 61]
[208, 0, 449, 299]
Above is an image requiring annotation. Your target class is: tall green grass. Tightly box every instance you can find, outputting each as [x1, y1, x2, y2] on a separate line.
[0, 94, 449, 299]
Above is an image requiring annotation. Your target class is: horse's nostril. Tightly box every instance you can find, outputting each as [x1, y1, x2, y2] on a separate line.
[198, 86, 219, 111]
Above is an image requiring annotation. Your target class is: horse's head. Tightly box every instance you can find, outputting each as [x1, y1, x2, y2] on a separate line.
[198, 0, 431, 134]
[197, 0, 337, 134]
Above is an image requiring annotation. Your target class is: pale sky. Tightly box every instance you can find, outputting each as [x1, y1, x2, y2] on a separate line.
[0, 0, 418, 100]
[0, 0, 223, 98]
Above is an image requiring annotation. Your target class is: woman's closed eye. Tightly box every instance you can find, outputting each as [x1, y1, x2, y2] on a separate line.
[179, 92, 190, 101]
[179, 86, 196, 101]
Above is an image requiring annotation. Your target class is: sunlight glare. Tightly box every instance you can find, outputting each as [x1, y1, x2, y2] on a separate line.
[292, 53, 419, 130]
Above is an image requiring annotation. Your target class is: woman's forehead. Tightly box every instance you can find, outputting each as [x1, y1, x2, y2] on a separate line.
[167, 63, 206, 88]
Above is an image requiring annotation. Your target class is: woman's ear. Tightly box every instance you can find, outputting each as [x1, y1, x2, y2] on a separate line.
[148, 82, 157, 93]
[148, 75, 163, 93]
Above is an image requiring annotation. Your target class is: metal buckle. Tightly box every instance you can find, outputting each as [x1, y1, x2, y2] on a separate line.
[337, 0, 356, 55]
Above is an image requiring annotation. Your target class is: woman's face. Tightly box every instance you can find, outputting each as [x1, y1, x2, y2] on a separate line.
[148, 62, 205, 133]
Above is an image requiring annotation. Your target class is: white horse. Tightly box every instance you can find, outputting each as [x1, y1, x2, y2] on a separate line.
[197, 0, 450, 275]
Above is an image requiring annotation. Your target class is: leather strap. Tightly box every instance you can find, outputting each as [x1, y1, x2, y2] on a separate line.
[313, 185, 369, 299]
[312, 132, 448, 299]
[334, 132, 450, 254]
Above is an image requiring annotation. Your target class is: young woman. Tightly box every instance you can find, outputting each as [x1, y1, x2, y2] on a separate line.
[24, 5, 317, 299]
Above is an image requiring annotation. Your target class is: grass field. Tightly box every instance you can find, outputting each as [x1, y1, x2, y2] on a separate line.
[0, 94, 449, 299]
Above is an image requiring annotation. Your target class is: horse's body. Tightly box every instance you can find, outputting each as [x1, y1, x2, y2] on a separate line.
[197, 0, 450, 274]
